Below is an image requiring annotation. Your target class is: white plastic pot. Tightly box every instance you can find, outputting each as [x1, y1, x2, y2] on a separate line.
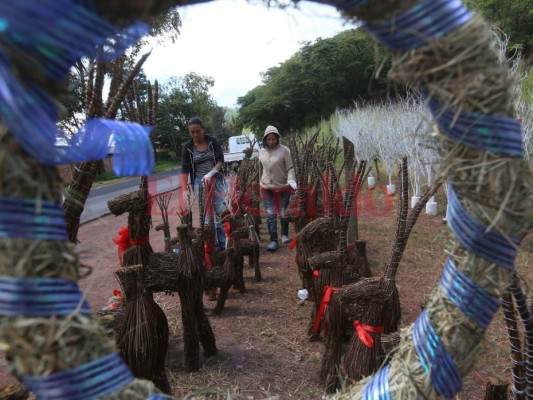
[386, 184, 396, 196]
[411, 195, 420, 208]
[426, 201, 438, 216]
[367, 176, 375, 190]
[297, 289, 309, 300]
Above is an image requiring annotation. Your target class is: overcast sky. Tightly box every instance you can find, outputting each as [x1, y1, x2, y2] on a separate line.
[142, 0, 356, 108]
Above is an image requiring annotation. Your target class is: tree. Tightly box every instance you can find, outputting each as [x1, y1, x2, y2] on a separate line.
[464, 0, 533, 63]
[154, 73, 226, 160]
[63, 53, 153, 242]
[235, 28, 395, 133]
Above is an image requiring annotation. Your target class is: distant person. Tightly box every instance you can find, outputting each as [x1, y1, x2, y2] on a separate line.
[180, 117, 227, 251]
[258, 125, 297, 252]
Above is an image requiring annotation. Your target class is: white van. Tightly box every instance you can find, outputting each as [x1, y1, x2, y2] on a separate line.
[224, 134, 260, 170]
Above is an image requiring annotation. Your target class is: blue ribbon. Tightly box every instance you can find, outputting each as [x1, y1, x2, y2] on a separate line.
[440, 257, 499, 328]
[22, 352, 133, 400]
[0, 54, 154, 173]
[362, 363, 391, 400]
[428, 99, 523, 157]
[413, 310, 462, 399]
[0, 197, 67, 240]
[447, 184, 519, 270]
[0, 275, 92, 317]
[0, 0, 148, 80]
[364, 0, 472, 50]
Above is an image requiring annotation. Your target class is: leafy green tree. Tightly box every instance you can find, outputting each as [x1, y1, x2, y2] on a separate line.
[235, 28, 394, 133]
[464, 0, 533, 62]
[154, 73, 226, 160]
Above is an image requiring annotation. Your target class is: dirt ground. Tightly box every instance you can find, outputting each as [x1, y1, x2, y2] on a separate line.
[0, 186, 531, 399]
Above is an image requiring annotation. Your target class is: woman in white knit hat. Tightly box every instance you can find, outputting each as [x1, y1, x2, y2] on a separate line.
[258, 125, 297, 251]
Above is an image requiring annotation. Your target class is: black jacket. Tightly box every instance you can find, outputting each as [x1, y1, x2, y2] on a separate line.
[181, 134, 225, 183]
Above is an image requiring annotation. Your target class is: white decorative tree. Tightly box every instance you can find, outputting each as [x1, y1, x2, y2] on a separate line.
[335, 103, 379, 189]
[336, 96, 440, 198]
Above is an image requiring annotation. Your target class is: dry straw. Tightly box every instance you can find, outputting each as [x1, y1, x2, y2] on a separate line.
[329, 1, 533, 399]
[0, 87, 164, 400]
[115, 265, 170, 394]
[0, 1, 182, 398]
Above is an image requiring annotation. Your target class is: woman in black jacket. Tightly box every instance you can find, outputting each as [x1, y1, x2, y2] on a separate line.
[179, 117, 227, 250]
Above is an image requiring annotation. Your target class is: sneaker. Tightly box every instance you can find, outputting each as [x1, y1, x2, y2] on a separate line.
[266, 241, 279, 251]
[281, 235, 291, 244]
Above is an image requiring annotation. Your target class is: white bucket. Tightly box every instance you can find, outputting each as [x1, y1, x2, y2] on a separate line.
[386, 184, 396, 196]
[411, 196, 420, 208]
[367, 176, 375, 189]
[426, 201, 438, 216]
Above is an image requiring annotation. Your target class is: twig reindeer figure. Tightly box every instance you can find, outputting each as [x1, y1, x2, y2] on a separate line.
[306, 159, 371, 337]
[108, 177, 170, 393]
[321, 157, 443, 392]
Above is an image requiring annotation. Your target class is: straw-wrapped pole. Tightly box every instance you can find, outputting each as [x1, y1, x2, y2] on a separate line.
[0, 1, 183, 397]
[326, 0, 533, 398]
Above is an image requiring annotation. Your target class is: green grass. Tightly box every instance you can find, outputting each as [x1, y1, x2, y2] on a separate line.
[92, 160, 180, 187]
[152, 160, 180, 173]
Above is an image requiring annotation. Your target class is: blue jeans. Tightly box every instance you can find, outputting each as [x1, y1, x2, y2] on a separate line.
[260, 188, 290, 242]
[194, 176, 228, 250]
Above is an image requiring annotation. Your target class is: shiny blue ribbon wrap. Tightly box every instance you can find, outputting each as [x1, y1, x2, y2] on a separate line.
[21, 352, 134, 400]
[413, 310, 463, 399]
[0, 52, 154, 174]
[0, 276, 92, 317]
[447, 184, 519, 269]
[440, 257, 500, 328]
[365, 0, 472, 50]
[0, 1, 154, 175]
[0, 197, 67, 240]
[362, 364, 391, 400]
[428, 99, 523, 157]
[0, 0, 148, 80]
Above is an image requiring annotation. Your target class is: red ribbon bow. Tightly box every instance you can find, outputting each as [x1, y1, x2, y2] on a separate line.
[289, 236, 298, 250]
[204, 242, 214, 270]
[112, 227, 149, 266]
[312, 285, 340, 334]
[104, 288, 126, 310]
[353, 320, 384, 348]
[112, 227, 130, 266]
[223, 221, 231, 237]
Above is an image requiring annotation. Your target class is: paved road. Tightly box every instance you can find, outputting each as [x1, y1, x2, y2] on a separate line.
[80, 168, 182, 224]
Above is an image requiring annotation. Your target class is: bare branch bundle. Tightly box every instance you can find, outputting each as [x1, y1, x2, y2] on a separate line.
[156, 193, 172, 252]
[175, 225, 217, 371]
[115, 265, 170, 393]
[321, 293, 348, 392]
